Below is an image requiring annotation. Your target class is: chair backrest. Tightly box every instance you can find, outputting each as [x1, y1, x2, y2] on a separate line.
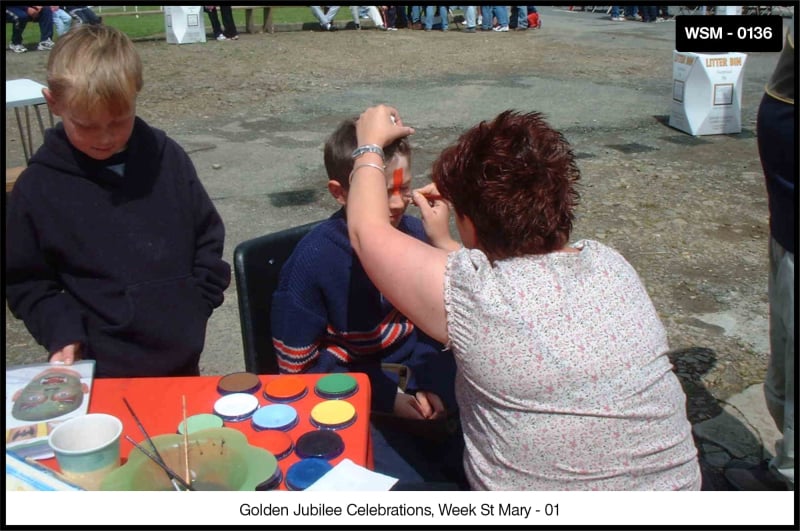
[233, 220, 323, 374]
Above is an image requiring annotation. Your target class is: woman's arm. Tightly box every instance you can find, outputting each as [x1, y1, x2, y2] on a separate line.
[347, 105, 450, 344]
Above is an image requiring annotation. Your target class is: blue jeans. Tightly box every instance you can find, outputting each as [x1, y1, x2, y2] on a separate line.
[516, 6, 529, 29]
[410, 5, 422, 24]
[424, 6, 448, 30]
[5, 6, 54, 45]
[51, 8, 72, 36]
[480, 5, 508, 30]
[309, 6, 339, 27]
[453, 6, 476, 28]
[610, 6, 620, 18]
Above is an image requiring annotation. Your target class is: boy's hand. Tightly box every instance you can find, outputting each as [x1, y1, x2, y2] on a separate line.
[413, 184, 460, 251]
[392, 392, 427, 420]
[414, 390, 446, 420]
[50, 342, 82, 365]
[355, 105, 414, 149]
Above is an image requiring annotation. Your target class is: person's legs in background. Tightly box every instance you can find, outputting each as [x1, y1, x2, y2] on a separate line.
[516, 5, 529, 30]
[492, 5, 509, 31]
[424, 6, 448, 31]
[461, 5, 476, 30]
[726, 94, 795, 491]
[763, 234, 795, 488]
[203, 7, 225, 40]
[51, 8, 72, 37]
[219, 5, 239, 39]
[480, 5, 493, 30]
[5, 7, 29, 51]
[310, 6, 339, 30]
[33, 7, 54, 49]
[410, 6, 422, 29]
[641, 6, 657, 22]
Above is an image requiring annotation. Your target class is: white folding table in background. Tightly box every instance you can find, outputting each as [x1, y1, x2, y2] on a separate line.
[6, 78, 54, 164]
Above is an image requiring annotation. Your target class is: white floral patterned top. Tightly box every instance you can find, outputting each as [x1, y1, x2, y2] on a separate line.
[444, 240, 702, 490]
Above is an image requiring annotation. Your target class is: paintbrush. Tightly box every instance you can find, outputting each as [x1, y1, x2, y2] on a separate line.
[182, 395, 190, 485]
[122, 397, 186, 491]
[124, 435, 195, 491]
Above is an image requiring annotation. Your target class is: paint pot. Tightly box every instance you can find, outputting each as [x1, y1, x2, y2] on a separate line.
[310, 400, 357, 430]
[295, 430, 344, 460]
[285, 458, 333, 491]
[217, 372, 261, 395]
[251, 404, 298, 432]
[212, 393, 259, 422]
[256, 467, 283, 491]
[314, 374, 358, 399]
[263, 375, 308, 403]
[249, 429, 294, 460]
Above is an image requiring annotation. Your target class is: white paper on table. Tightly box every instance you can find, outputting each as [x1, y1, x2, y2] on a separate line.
[305, 458, 398, 491]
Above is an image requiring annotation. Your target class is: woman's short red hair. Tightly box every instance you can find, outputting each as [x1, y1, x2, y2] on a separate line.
[432, 110, 580, 261]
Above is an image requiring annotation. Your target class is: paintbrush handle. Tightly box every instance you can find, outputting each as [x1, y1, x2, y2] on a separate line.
[124, 435, 195, 491]
[122, 397, 168, 464]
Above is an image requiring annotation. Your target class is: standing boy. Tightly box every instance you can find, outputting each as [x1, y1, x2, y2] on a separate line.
[5, 25, 231, 378]
[271, 118, 464, 486]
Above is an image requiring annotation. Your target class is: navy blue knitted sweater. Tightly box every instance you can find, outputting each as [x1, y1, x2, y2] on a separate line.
[271, 209, 456, 413]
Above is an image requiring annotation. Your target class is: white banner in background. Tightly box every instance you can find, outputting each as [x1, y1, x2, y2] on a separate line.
[5, 490, 796, 527]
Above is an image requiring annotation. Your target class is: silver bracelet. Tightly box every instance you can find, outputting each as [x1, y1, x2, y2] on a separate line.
[348, 162, 385, 184]
[351, 144, 385, 162]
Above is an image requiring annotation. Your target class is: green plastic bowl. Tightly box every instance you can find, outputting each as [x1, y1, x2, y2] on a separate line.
[100, 427, 276, 491]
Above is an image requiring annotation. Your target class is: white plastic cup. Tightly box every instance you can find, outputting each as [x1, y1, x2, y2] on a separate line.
[48, 413, 123, 490]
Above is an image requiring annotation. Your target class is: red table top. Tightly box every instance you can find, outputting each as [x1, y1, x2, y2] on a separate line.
[38, 372, 372, 490]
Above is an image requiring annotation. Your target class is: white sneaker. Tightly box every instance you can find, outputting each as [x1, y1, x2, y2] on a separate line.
[8, 43, 27, 53]
[611, 16, 624, 21]
[216, 34, 227, 41]
[493, 25, 509, 32]
[37, 38, 55, 51]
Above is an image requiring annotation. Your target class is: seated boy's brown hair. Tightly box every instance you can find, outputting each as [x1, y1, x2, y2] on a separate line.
[324, 118, 410, 188]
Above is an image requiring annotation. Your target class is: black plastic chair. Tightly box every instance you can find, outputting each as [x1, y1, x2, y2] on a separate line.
[233, 220, 323, 374]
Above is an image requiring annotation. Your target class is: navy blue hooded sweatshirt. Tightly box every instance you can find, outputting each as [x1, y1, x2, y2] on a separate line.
[5, 117, 231, 377]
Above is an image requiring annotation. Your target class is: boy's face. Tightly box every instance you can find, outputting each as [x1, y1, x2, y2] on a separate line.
[385, 154, 412, 228]
[45, 91, 136, 161]
[330, 153, 412, 228]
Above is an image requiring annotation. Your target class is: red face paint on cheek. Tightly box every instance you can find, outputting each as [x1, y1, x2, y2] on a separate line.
[391, 168, 404, 196]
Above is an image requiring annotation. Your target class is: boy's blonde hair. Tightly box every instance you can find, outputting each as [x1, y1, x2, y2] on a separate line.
[47, 25, 143, 117]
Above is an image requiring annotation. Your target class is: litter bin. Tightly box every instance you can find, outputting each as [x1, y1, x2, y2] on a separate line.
[165, 6, 206, 44]
[669, 51, 747, 136]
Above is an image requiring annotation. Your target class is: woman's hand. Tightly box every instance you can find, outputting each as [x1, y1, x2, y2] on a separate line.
[355, 104, 415, 149]
[49, 342, 82, 365]
[413, 183, 460, 251]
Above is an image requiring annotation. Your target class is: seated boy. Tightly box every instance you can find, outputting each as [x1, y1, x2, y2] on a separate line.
[5, 25, 231, 378]
[271, 118, 464, 486]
